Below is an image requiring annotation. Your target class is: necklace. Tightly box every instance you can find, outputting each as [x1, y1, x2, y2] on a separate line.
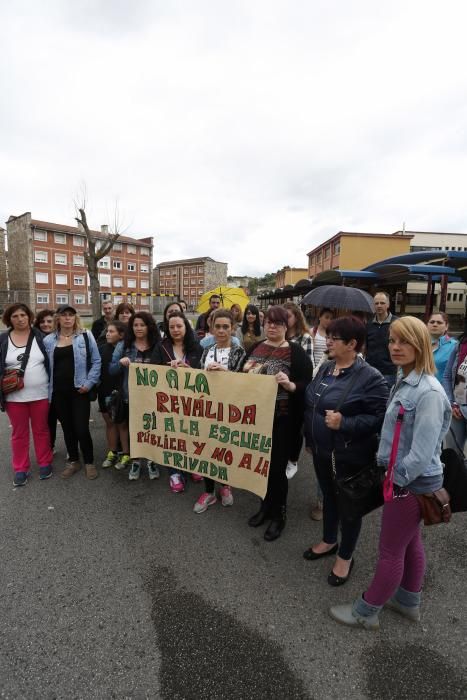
[60, 333, 74, 338]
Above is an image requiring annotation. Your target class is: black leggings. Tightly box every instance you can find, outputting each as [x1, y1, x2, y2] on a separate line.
[53, 390, 94, 464]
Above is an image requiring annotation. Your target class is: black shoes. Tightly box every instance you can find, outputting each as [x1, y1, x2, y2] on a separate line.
[328, 558, 354, 587]
[248, 507, 269, 528]
[303, 543, 338, 561]
[264, 517, 286, 542]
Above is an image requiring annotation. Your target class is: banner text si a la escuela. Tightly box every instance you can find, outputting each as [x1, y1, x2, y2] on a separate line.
[128, 363, 278, 499]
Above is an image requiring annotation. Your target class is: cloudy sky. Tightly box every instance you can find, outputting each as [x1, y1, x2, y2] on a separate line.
[1, 0, 467, 275]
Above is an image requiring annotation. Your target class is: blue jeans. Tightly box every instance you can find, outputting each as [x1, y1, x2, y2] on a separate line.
[313, 452, 362, 560]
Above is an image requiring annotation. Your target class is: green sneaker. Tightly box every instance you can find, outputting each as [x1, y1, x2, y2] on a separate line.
[115, 454, 131, 471]
[102, 450, 118, 468]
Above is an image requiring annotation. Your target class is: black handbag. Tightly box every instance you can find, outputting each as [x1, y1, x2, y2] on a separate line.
[83, 331, 98, 401]
[332, 455, 385, 521]
[330, 364, 384, 521]
[441, 444, 467, 513]
[108, 389, 126, 424]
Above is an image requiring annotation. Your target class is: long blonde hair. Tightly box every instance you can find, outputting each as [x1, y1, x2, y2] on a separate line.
[390, 316, 436, 375]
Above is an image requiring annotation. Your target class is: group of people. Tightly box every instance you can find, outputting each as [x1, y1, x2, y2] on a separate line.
[0, 289, 464, 630]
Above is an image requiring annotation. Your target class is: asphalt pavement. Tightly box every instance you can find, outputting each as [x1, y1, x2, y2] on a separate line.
[0, 407, 466, 700]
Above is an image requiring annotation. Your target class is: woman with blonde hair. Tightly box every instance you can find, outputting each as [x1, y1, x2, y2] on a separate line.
[44, 305, 101, 480]
[330, 316, 451, 630]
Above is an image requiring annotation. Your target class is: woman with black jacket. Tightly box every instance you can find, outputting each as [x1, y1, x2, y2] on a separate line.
[303, 316, 389, 586]
[242, 305, 314, 541]
[150, 311, 203, 493]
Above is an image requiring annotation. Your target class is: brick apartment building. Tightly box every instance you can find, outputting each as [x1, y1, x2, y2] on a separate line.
[6, 212, 153, 315]
[153, 257, 227, 310]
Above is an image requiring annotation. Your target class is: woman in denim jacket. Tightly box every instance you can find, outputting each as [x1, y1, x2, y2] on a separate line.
[330, 316, 451, 630]
[43, 305, 101, 480]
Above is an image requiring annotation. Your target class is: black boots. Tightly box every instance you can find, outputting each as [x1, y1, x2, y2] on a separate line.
[263, 507, 286, 542]
[248, 502, 269, 527]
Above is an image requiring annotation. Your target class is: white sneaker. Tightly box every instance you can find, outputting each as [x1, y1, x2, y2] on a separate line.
[129, 461, 141, 481]
[193, 492, 217, 514]
[219, 485, 234, 507]
[147, 461, 160, 480]
[286, 461, 298, 479]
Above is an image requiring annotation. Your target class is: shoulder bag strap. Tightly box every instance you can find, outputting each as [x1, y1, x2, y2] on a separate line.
[334, 362, 364, 413]
[83, 331, 91, 373]
[382, 406, 405, 501]
[18, 331, 35, 377]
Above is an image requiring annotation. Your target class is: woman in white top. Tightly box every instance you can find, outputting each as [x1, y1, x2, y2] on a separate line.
[194, 309, 246, 514]
[312, 308, 335, 366]
[0, 303, 53, 486]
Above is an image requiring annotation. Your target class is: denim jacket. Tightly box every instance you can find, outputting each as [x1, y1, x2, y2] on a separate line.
[108, 340, 140, 401]
[43, 330, 101, 401]
[377, 370, 451, 493]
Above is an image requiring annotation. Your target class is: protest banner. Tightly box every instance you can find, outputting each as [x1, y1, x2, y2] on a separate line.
[128, 364, 278, 498]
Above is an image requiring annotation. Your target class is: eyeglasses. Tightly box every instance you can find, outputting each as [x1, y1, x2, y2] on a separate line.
[266, 320, 285, 326]
[326, 336, 344, 342]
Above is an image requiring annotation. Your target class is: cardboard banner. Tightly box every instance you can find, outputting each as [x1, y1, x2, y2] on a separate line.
[128, 363, 278, 498]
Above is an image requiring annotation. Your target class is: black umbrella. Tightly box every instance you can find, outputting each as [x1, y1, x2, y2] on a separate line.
[301, 285, 375, 314]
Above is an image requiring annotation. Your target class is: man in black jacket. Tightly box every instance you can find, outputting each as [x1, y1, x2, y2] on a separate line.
[91, 300, 114, 343]
[365, 291, 397, 387]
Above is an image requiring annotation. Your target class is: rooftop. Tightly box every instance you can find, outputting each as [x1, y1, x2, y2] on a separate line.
[6, 213, 152, 247]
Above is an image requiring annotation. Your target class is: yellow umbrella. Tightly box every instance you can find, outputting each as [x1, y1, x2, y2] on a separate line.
[196, 286, 250, 313]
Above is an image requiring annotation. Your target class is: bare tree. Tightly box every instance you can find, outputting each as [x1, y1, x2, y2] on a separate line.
[74, 189, 123, 321]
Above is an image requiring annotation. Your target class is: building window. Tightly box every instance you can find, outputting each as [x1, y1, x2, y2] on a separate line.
[74, 294, 85, 305]
[324, 245, 330, 260]
[166, 270, 171, 276]
[35, 272, 49, 284]
[73, 235, 84, 247]
[198, 266, 203, 273]
[333, 241, 341, 254]
[460, 294, 464, 302]
[33, 230, 47, 241]
[55, 253, 67, 265]
[34, 250, 48, 263]
[198, 290, 203, 296]
[140, 296, 150, 306]
[56, 294, 69, 304]
[73, 255, 84, 266]
[113, 242, 122, 251]
[114, 295, 123, 304]
[447, 293, 452, 301]
[183, 269, 189, 275]
[36, 293, 49, 304]
[113, 260, 122, 270]
[98, 256, 110, 269]
[127, 244, 136, 254]
[190, 278, 196, 285]
[141, 279, 149, 289]
[140, 264, 149, 273]
[113, 278, 123, 288]
[198, 279, 203, 285]
[55, 273, 67, 285]
[191, 267, 197, 274]
[453, 293, 458, 301]
[316, 252, 322, 263]
[54, 232, 66, 244]
[99, 273, 111, 287]
[73, 275, 84, 286]
[183, 280, 189, 287]
[128, 278, 136, 288]
[128, 262, 136, 272]
[141, 247, 150, 256]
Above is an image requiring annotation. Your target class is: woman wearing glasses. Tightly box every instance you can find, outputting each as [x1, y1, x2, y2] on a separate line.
[242, 306, 314, 541]
[303, 316, 388, 585]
